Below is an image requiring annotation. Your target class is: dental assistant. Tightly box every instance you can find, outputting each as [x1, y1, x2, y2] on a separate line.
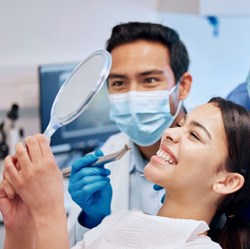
[226, 69, 250, 110]
[68, 22, 192, 244]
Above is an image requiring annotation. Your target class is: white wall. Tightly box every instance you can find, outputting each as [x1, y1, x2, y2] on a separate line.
[0, 0, 159, 66]
[159, 13, 250, 110]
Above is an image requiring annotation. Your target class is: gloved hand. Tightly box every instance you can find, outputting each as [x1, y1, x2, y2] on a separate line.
[68, 149, 112, 228]
[153, 184, 165, 203]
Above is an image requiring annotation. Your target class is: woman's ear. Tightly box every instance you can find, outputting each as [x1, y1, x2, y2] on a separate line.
[178, 72, 192, 100]
[213, 172, 245, 195]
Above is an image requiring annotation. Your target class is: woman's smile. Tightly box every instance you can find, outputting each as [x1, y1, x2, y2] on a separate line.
[156, 148, 177, 165]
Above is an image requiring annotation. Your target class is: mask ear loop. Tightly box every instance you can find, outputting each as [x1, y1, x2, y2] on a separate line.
[169, 82, 183, 121]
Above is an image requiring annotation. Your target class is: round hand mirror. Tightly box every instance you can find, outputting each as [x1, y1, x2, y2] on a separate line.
[43, 49, 112, 138]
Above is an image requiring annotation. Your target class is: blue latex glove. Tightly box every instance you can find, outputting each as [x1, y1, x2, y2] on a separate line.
[68, 149, 112, 228]
[153, 184, 165, 203]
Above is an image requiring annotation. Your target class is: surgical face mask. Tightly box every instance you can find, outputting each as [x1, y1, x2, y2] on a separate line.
[108, 86, 182, 146]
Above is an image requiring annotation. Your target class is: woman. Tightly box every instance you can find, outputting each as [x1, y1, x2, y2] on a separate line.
[0, 97, 250, 249]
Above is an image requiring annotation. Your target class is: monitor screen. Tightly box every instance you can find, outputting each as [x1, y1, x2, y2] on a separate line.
[39, 63, 119, 154]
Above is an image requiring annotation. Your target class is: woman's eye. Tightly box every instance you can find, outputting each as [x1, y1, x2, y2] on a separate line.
[189, 131, 200, 141]
[176, 119, 185, 127]
[176, 122, 182, 127]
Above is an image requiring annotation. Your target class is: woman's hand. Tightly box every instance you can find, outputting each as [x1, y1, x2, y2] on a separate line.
[0, 178, 33, 229]
[3, 134, 69, 249]
[0, 175, 35, 249]
[3, 134, 65, 219]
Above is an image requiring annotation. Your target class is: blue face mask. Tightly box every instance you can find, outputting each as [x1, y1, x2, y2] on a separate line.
[108, 86, 182, 146]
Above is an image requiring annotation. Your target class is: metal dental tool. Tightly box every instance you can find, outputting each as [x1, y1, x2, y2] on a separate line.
[62, 144, 131, 178]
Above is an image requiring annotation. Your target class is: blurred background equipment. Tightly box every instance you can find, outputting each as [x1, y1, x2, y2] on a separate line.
[6, 103, 24, 155]
[7, 103, 21, 155]
[0, 121, 9, 159]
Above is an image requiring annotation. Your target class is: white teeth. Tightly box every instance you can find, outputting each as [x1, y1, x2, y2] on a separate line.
[156, 149, 176, 165]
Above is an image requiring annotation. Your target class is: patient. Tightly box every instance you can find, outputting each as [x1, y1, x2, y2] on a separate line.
[0, 97, 250, 249]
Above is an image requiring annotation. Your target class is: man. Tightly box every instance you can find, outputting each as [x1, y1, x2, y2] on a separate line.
[68, 22, 192, 245]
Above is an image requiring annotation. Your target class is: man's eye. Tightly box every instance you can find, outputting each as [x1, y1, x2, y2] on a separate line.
[109, 81, 125, 87]
[144, 77, 157, 84]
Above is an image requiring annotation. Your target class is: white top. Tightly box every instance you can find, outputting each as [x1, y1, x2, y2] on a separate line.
[71, 210, 221, 249]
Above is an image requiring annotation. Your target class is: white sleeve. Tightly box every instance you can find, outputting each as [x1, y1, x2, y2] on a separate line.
[68, 220, 89, 247]
[71, 239, 85, 249]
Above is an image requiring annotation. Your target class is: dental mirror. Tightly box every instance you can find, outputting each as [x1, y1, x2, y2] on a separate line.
[43, 49, 112, 138]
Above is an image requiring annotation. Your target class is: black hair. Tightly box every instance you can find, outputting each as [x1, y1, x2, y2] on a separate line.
[208, 97, 250, 249]
[105, 22, 190, 83]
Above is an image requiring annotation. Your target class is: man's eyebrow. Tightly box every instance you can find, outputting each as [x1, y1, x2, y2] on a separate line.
[108, 70, 165, 80]
[139, 70, 165, 77]
[108, 73, 127, 79]
[190, 120, 212, 140]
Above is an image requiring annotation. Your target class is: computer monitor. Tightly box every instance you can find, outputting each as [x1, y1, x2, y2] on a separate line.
[38, 62, 119, 154]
